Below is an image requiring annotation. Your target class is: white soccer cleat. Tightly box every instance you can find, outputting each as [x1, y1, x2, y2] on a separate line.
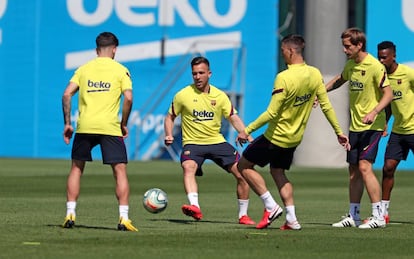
[332, 214, 361, 227]
[280, 220, 302, 230]
[358, 216, 386, 229]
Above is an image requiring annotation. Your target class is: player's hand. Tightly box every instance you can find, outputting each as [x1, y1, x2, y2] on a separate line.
[236, 131, 250, 147]
[121, 125, 129, 138]
[362, 110, 377, 125]
[63, 125, 74, 145]
[382, 124, 388, 137]
[164, 136, 174, 146]
[337, 134, 351, 151]
[247, 135, 254, 143]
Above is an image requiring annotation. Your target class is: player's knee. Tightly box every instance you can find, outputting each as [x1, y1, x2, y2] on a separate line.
[181, 160, 197, 174]
[383, 159, 398, 177]
[236, 158, 252, 172]
[383, 166, 396, 178]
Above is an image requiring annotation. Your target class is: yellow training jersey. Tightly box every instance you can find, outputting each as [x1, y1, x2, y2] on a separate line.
[388, 64, 414, 134]
[70, 57, 132, 136]
[169, 84, 236, 146]
[245, 63, 343, 148]
[342, 53, 390, 132]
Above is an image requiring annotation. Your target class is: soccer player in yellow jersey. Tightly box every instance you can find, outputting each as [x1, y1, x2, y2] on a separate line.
[327, 28, 393, 229]
[377, 41, 414, 224]
[164, 56, 255, 225]
[236, 34, 350, 230]
[61, 32, 137, 231]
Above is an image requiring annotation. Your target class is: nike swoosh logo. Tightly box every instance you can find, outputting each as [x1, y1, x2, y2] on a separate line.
[363, 145, 369, 151]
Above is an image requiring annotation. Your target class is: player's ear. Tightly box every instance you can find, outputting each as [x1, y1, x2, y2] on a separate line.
[357, 41, 363, 51]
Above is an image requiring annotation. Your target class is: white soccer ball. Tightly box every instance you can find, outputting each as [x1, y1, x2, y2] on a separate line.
[142, 188, 168, 213]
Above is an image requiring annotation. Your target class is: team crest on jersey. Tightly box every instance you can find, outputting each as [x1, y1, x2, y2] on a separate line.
[211, 100, 216, 106]
[397, 79, 402, 84]
[361, 70, 366, 76]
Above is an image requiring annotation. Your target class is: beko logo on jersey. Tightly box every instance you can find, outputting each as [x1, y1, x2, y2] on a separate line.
[87, 80, 111, 92]
[349, 80, 364, 91]
[393, 90, 403, 100]
[294, 93, 311, 106]
[193, 109, 214, 121]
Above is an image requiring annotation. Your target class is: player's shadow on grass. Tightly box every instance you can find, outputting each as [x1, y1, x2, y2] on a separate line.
[306, 222, 336, 227]
[305, 220, 414, 227]
[149, 218, 238, 225]
[388, 220, 414, 225]
[47, 224, 119, 231]
[145, 218, 258, 229]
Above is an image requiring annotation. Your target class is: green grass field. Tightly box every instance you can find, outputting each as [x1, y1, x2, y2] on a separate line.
[1, 158, 414, 259]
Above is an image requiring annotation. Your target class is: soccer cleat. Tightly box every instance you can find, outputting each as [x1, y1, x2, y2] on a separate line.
[62, 214, 76, 228]
[363, 215, 390, 224]
[182, 204, 203, 220]
[384, 215, 390, 224]
[332, 214, 361, 227]
[239, 215, 256, 225]
[280, 221, 302, 230]
[358, 216, 386, 229]
[256, 205, 283, 229]
[117, 217, 138, 232]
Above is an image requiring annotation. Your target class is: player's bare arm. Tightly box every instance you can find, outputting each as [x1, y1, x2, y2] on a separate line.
[121, 89, 133, 138]
[164, 113, 176, 146]
[326, 74, 346, 92]
[229, 114, 253, 146]
[62, 82, 79, 144]
[362, 85, 393, 124]
[228, 114, 253, 140]
[235, 130, 250, 147]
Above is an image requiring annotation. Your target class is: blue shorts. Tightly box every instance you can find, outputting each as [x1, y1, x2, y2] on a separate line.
[242, 135, 296, 170]
[71, 133, 128, 164]
[180, 142, 239, 176]
[347, 130, 383, 164]
[384, 132, 414, 161]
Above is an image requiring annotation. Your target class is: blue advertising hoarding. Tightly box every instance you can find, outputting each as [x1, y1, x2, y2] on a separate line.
[0, 0, 278, 160]
[367, 0, 414, 169]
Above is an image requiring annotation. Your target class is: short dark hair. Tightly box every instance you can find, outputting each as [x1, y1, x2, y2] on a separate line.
[281, 34, 305, 53]
[377, 41, 396, 52]
[96, 32, 119, 48]
[191, 56, 210, 68]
